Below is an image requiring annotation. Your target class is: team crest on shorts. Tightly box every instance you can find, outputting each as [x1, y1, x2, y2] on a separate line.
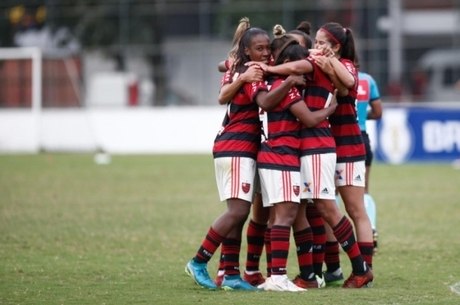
[293, 185, 300, 196]
[241, 182, 251, 193]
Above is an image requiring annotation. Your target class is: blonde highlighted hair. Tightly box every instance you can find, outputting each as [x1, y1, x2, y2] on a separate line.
[272, 24, 286, 38]
[228, 17, 251, 60]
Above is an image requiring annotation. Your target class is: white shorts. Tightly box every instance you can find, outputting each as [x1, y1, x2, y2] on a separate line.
[258, 168, 301, 207]
[300, 153, 336, 200]
[214, 156, 256, 202]
[335, 160, 366, 187]
[253, 172, 261, 194]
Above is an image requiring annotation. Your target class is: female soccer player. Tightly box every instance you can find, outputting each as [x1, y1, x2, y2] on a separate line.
[214, 18, 268, 288]
[256, 37, 337, 292]
[247, 23, 373, 289]
[185, 25, 303, 291]
[312, 22, 374, 288]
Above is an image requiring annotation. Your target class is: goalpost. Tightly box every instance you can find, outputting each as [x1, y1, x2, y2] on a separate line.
[0, 47, 42, 152]
[0, 47, 42, 113]
[0, 47, 106, 156]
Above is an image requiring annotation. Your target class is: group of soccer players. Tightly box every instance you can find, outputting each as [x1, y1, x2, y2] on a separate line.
[185, 17, 382, 292]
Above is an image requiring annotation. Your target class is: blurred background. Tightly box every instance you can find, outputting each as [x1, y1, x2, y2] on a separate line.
[0, 0, 459, 163]
[1, 0, 459, 107]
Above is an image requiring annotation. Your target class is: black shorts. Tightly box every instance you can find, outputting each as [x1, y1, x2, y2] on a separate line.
[362, 131, 373, 167]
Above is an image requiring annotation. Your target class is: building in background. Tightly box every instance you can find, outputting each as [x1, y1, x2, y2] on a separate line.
[0, 0, 459, 108]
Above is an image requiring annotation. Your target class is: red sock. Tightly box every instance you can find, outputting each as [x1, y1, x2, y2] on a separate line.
[307, 203, 326, 276]
[245, 220, 266, 272]
[222, 238, 241, 276]
[264, 227, 272, 277]
[194, 227, 225, 263]
[358, 242, 374, 269]
[332, 217, 366, 275]
[294, 227, 314, 280]
[270, 225, 290, 275]
[325, 241, 340, 272]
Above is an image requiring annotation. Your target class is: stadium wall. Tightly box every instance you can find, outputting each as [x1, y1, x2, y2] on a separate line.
[1, 104, 459, 163]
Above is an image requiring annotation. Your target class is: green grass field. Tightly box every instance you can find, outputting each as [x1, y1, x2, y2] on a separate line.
[1, 154, 459, 305]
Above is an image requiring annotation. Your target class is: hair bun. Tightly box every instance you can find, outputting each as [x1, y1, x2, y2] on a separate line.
[273, 24, 286, 38]
[296, 21, 312, 35]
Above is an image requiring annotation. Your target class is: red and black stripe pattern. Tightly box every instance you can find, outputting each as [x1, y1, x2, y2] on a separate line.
[301, 57, 336, 156]
[257, 78, 302, 171]
[329, 59, 365, 163]
[213, 74, 265, 160]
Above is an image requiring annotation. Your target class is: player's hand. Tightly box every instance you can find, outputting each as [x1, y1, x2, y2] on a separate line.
[286, 74, 306, 87]
[245, 61, 269, 72]
[308, 48, 323, 56]
[321, 46, 335, 58]
[312, 55, 334, 75]
[329, 89, 338, 109]
[241, 65, 264, 82]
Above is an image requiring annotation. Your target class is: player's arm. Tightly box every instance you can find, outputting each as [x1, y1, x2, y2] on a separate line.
[217, 59, 233, 73]
[266, 60, 313, 75]
[218, 65, 264, 104]
[313, 55, 349, 96]
[367, 78, 383, 120]
[248, 59, 313, 76]
[328, 57, 355, 89]
[367, 98, 382, 120]
[256, 75, 306, 111]
[289, 89, 338, 127]
[218, 60, 227, 72]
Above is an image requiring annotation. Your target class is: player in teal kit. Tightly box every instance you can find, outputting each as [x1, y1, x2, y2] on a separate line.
[356, 71, 382, 252]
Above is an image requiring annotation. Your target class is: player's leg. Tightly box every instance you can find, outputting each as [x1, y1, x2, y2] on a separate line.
[292, 201, 325, 288]
[243, 191, 268, 286]
[362, 131, 378, 252]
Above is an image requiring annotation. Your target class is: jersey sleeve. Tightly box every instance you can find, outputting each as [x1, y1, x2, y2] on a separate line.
[221, 70, 239, 87]
[368, 75, 381, 102]
[341, 59, 358, 85]
[271, 78, 303, 110]
[304, 56, 316, 82]
[244, 80, 268, 101]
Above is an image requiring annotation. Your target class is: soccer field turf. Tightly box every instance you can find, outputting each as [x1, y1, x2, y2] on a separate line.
[1, 154, 459, 304]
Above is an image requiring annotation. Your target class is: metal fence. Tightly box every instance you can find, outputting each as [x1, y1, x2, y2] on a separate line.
[0, 0, 459, 107]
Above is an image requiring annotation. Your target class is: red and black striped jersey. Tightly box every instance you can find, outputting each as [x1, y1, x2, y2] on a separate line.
[213, 70, 265, 159]
[257, 77, 302, 171]
[329, 58, 366, 162]
[300, 56, 336, 156]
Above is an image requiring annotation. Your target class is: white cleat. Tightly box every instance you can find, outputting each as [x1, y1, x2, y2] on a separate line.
[257, 280, 267, 290]
[315, 275, 326, 288]
[264, 275, 307, 292]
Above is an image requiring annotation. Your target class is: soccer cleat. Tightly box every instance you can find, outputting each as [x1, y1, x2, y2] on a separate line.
[263, 275, 307, 292]
[257, 281, 267, 290]
[221, 274, 260, 291]
[214, 269, 225, 287]
[243, 270, 266, 286]
[373, 229, 379, 254]
[342, 269, 374, 288]
[292, 274, 326, 289]
[323, 268, 344, 286]
[185, 259, 217, 290]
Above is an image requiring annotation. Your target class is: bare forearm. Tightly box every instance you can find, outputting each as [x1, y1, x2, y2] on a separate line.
[330, 58, 355, 88]
[218, 77, 245, 104]
[367, 100, 383, 120]
[267, 60, 310, 75]
[328, 71, 349, 96]
[258, 78, 298, 111]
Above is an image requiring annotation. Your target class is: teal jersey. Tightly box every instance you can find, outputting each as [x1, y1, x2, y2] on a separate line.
[357, 72, 380, 131]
